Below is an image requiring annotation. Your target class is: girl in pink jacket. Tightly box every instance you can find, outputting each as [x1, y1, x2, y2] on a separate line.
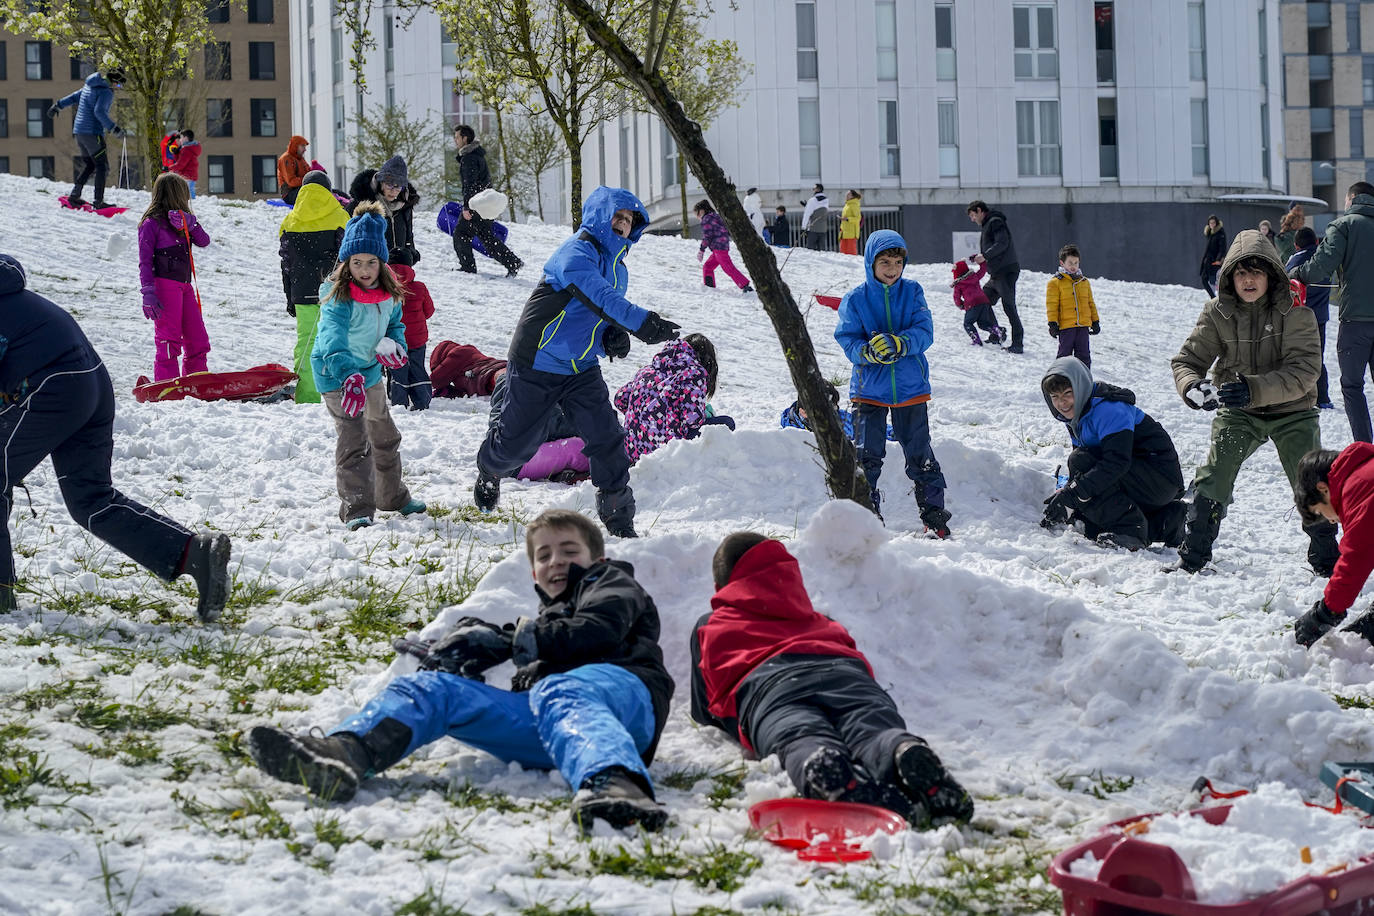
[139, 173, 211, 381]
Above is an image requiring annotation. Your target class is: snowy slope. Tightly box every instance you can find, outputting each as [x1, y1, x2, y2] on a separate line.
[0, 174, 1372, 915]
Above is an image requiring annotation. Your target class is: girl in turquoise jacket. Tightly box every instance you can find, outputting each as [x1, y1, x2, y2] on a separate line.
[310, 201, 426, 529]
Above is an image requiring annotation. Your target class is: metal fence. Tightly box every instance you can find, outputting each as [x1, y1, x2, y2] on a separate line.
[779, 206, 905, 251]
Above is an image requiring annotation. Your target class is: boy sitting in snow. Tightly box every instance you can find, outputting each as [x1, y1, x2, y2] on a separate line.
[1040, 357, 1187, 551]
[249, 508, 675, 834]
[1293, 444, 1374, 648]
[689, 531, 973, 828]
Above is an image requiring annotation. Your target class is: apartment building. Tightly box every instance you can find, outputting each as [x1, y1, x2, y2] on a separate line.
[0, 0, 291, 199]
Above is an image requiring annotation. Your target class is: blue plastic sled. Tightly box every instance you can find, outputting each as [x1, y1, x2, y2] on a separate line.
[437, 202, 508, 258]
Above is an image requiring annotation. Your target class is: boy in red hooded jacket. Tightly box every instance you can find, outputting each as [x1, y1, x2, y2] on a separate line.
[386, 263, 434, 410]
[1294, 442, 1374, 647]
[689, 532, 973, 827]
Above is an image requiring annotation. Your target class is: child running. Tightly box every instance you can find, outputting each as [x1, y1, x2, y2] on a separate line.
[695, 200, 753, 293]
[950, 259, 1004, 347]
[138, 172, 211, 381]
[310, 201, 426, 530]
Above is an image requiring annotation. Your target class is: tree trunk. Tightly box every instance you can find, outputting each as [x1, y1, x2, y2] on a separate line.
[557, 0, 870, 509]
[678, 157, 688, 239]
[568, 145, 584, 229]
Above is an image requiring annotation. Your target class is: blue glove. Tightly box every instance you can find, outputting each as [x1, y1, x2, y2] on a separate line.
[1217, 378, 1250, 408]
[702, 414, 736, 431]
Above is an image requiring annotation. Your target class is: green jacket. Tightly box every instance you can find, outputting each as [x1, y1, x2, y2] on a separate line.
[1172, 229, 1320, 416]
[1289, 194, 1374, 321]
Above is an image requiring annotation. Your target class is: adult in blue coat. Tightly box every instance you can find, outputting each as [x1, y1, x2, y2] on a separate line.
[50, 68, 125, 209]
[834, 229, 950, 535]
[1286, 226, 1334, 408]
[475, 186, 681, 537]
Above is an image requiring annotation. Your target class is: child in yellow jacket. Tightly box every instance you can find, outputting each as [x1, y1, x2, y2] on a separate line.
[1045, 244, 1100, 367]
[839, 190, 862, 255]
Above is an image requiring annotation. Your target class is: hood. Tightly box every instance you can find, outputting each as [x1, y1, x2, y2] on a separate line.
[1331, 443, 1374, 514]
[1217, 229, 1292, 309]
[862, 229, 908, 287]
[811, 193, 829, 205]
[580, 186, 649, 253]
[1042, 355, 1094, 432]
[1348, 194, 1374, 219]
[711, 540, 819, 623]
[648, 339, 705, 383]
[389, 263, 415, 284]
[84, 73, 110, 90]
[1204, 219, 1224, 236]
[179, 140, 200, 150]
[0, 255, 27, 297]
[287, 135, 308, 156]
[278, 183, 349, 235]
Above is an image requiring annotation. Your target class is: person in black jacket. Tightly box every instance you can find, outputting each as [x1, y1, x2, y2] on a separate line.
[1200, 215, 1227, 297]
[346, 155, 420, 267]
[967, 200, 1024, 353]
[278, 171, 348, 403]
[0, 254, 230, 620]
[452, 124, 523, 277]
[248, 509, 675, 834]
[771, 205, 791, 248]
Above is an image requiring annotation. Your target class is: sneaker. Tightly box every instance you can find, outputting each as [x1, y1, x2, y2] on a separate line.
[473, 469, 501, 511]
[91, 200, 112, 210]
[572, 766, 667, 834]
[893, 739, 974, 823]
[1318, 401, 1336, 410]
[703, 276, 716, 288]
[604, 521, 638, 538]
[248, 726, 370, 802]
[741, 283, 754, 294]
[398, 498, 427, 516]
[345, 517, 374, 531]
[920, 506, 952, 540]
[184, 532, 231, 623]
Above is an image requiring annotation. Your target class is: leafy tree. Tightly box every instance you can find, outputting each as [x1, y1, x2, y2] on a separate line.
[348, 103, 449, 203]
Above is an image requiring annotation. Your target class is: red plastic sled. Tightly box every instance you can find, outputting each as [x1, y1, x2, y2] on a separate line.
[59, 196, 127, 218]
[815, 294, 842, 310]
[133, 364, 297, 403]
[748, 798, 907, 863]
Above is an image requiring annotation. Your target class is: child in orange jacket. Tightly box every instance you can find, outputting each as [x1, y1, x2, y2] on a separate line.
[1045, 244, 1100, 367]
[387, 263, 434, 410]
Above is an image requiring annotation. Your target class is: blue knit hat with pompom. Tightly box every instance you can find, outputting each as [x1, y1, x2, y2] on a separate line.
[338, 200, 389, 263]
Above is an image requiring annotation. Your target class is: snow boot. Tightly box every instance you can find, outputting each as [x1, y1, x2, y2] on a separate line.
[398, 498, 427, 517]
[597, 486, 637, 538]
[1172, 495, 1224, 573]
[1096, 530, 1146, 551]
[869, 488, 884, 524]
[473, 468, 501, 511]
[572, 766, 667, 834]
[741, 284, 754, 294]
[966, 327, 984, 347]
[0, 584, 17, 611]
[182, 532, 231, 623]
[248, 718, 410, 803]
[1147, 500, 1187, 548]
[703, 275, 716, 288]
[987, 327, 1007, 346]
[1306, 520, 1340, 577]
[919, 505, 952, 539]
[894, 738, 974, 824]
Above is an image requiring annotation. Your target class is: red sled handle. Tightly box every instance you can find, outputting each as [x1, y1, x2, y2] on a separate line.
[1096, 836, 1197, 901]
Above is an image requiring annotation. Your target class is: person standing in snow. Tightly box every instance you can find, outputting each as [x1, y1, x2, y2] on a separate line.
[347, 155, 420, 267]
[1199, 215, 1227, 298]
[1284, 226, 1334, 410]
[0, 254, 230, 621]
[248, 508, 675, 834]
[168, 128, 201, 198]
[451, 124, 523, 277]
[277, 135, 311, 206]
[49, 66, 125, 210]
[771, 206, 792, 248]
[1170, 229, 1338, 575]
[742, 187, 766, 237]
[1293, 444, 1374, 647]
[951, 259, 1005, 347]
[139, 173, 211, 382]
[690, 532, 973, 827]
[967, 200, 1024, 353]
[614, 334, 734, 464]
[694, 200, 753, 293]
[310, 201, 427, 530]
[1044, 244, 1101, 368]
[834, 230, 951, 536]
[385, 263, 434, 411]
[472, 186, 681, 538]
[279, 170, 348, 404]
[838, 190, 862, 255]
[800, 184, 830, 251]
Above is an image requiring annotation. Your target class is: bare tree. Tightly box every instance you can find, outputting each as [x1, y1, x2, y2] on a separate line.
[504, 109, 565, 222]
[348, 103, 449, 202]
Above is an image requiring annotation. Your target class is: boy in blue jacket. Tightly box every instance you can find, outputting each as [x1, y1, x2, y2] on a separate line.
[834, 231, 951, 536]
[1040, 356, 1187, 550]
[475, 186, 680, 538]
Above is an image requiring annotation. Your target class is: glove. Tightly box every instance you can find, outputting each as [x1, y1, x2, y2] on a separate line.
[602, 324, 631, 361]
[141, 292, 161, 320]
[424, 618, 515, 677]
[168, 209, 186, 231]
[340, 372, 367, 418]
[110, 125, 124, 137]
[1184, 379, 1220, 411]
[867, 333, 904, 363]
[697, 248, 704, 262]
[1217, 378, 1250, 409]
[1047, 322, 1059, 339]
[1040, 485, 1081, 528]
[860, 343, 885, 365]
[286, 302, 296, 318]
[1295, 598, 1344, 648]
[1344, 606, 1374, 646]
[510, 660, 547, 692]
[46, 104, 59, 119]
[1089, 321, 1101, 335]
[702, 414, 736, 431]
[375, 337, 408, 369]
[510, 616, 539, 667]
[634, 311, 681, 344]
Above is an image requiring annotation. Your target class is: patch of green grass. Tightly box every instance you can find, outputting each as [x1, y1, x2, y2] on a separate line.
[0, 750, 94, 809]
[658, 764, 748, 809]
[1334, 693, 1374, 710]
[342, 576, 419, 643]
[443, 779, 563, 815]
[521, 904, 597, 916]
[1054, 769, 1134, 799]
[392, 886, 476, 916]
[829, 845, 1060, 915]
[589, 838, 761, 892]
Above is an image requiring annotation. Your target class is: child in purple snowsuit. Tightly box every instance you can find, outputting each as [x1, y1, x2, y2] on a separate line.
[139, 173, 211, 381]
[614, 335, 734, 463]
[951, 260, 1003, 346]
[694, 200, 753, 293]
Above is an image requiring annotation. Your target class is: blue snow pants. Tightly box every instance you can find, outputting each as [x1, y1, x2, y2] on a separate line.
[853, 401, 946, 510]
[331, 662, 657, 793]
[387, 345, 433, 411]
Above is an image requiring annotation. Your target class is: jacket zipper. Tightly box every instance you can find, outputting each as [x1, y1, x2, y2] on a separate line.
[884, 284, 898, 403]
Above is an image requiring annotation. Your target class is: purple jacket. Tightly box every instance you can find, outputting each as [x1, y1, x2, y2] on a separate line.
[139, 211, 209, 304]
[699, 212, 732, 253]
[614, 340, 710, 462]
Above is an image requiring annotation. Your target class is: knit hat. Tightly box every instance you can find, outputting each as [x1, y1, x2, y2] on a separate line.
[338, 200, 390, 263]
[375, 155, 408, 188]
[952, 260, 969, 279]
[301, 169, 331, 191]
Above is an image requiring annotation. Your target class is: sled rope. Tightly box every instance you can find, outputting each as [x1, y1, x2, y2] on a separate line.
[181, 217, 204, 313]
[117, 136, 128, 190]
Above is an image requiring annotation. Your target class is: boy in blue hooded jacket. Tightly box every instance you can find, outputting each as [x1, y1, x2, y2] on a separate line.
[834, 231, 951, 536]
[475, 186, 680, 538]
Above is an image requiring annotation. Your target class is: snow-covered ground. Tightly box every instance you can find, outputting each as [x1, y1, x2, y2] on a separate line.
[0, 174, 1371, 915]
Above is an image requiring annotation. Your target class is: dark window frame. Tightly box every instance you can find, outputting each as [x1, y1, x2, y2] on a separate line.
[26, 97, 52, 138]
[25, 41, 51, 81]
[250, 97, 276, 137]
[207, 154, 234, 194]
[248, 42, 275, 80]
[247, 0, 273, 23]
[205, 41, 231, 80]
[206, 0, 229, 23]
[251, 153, 278, 193]
[206, 98, 232, 137]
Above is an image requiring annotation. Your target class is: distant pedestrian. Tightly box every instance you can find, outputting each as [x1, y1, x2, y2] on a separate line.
[1199, 215, 1226, 297]
[1285, 226, 1334, 409]
[838, 190, 862, 255]
[452, 124, 523, 277]
[743, 187, 765, 237]
[771, 206, 791, 248]
[1276, 203, 1304, 264]
[694, 200, 753, 294]
[277, 135, 311, 205]
[169, 128, 201, 198]
[50, 66, 125, 210]
[800, 184, 829, 251]
[967, 200, 1024, 353]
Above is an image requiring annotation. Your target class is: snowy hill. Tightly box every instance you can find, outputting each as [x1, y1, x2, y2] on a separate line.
[0, 174, 1371, 915]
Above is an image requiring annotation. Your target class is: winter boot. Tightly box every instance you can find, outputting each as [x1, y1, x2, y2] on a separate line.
[988, 327, 1007, 346]
[398, 498, 427, 517]
[597, 486, 637, 538]
[893, 738, 974, 824]
[869, 488, 884, 524]
[248, 717, 411, 803]
[1147, 500, 1188, 549]
[800, 745, 862, 801]
[919, 505, 952, 539]
[703, 275, 716, 288]
[1306, 520, 1340, 577]
[966, 327, 984, 347]
[1170, 495, 1224, 573]
[0, 584, 17, 611]
[473, 467, 501, 511]
[182, 533, 231, 623]
[1096, 530, 1147, 551]
[572, 766, 667, 834]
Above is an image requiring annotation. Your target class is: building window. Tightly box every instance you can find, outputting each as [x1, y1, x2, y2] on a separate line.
[309, 37, 316, 94]
[384, 15, 395, 72]
[0, 100, 6, 138]
[332, 28, 343, 85]
[1098, 98, 1118, 178]
[660, 122, 678, 192]
[796, 1, 818, 80]
[875, 1, 897, 80]
[69, 54, 95, 81]
[252, 154, 277, 193]
[247, 0, 272, 23]
[1364, 58, 1374, 105]
[163, 98, 186, 133]
[25, 41, 51, 80]
[28, 156, 54, 180]
[205, 42, 231, 80]
[1190, 98, 1208, 176]
[0, 42, 7, 80]
[798, 98, 821, 179]
[1350, 2, 1362, 52]
[251, 98, 276, 137]
[0, 158, 9, 174]
[1013, 5, 1057, 79]
[206, 98, 232, 137]
[207, 154, 233, 194]
[1353, 110, 1366, 159]
[878, 99, 900, 177]
[935, 4, 956, 80]
[1260, 99, 1270, 182]
[206, 0, 229, 23]
[1015, 99, 1060, 176]
[333, 94, 344, 135]
[937, 100, 958, 178]
[1094, 3, 1114, 83]
[1188, 1, 1206, 81]
[249, 42, 275, 80]
[26, 98, 52, 138]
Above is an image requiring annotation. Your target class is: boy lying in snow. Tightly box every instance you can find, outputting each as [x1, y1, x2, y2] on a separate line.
[249, 508, 675, 834]
[689, 532, 973, 828]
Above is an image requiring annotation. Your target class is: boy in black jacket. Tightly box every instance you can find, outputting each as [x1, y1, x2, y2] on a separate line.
[249, 509, 675, 833]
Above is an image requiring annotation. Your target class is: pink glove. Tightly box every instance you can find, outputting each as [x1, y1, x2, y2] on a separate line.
[375, 337, 408, 369]
[168, 210, 186, 231]
[340, 373, 367, 418]
[697, 248, 704, 262]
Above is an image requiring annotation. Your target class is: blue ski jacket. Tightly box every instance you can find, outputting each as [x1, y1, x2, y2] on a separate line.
[310, 281, 407, 393]
[55, 73, 118, 136]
